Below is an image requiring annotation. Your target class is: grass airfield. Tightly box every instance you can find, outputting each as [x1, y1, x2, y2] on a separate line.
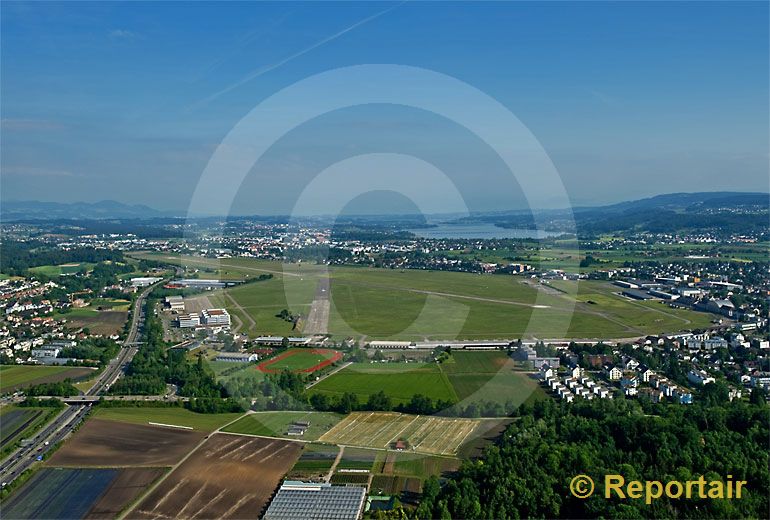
[131, 253, 715, 340]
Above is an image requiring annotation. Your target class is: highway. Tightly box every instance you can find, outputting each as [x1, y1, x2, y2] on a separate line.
[0, 281, 161, 488]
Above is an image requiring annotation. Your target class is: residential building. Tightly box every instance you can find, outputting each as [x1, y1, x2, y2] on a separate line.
[687, 369, 715, 386]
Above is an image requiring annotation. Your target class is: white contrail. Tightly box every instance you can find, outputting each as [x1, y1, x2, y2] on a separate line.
[193, 2, 405, 108]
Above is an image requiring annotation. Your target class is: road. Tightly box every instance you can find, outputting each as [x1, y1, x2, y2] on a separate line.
[0, 281, 161, 488]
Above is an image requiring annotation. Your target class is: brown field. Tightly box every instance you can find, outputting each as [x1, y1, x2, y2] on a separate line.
[84, 468, 165, 519]
[131, 434, 302, 519]
[62, 311, 128, 335]
[47, 419, 206, 467]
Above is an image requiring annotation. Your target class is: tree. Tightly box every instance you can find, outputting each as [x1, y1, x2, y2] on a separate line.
[366, 390, 391, 411]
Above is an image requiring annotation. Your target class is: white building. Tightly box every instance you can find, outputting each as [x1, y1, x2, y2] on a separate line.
[687, 369, 715, 386]
[215, 352, 258, 363]
[202, 309, 231, 326]
[31, 346, 61, 359]
[165, 296, 185, 312]
[178, 313, 201, 328]
[130, 277, 162, 288]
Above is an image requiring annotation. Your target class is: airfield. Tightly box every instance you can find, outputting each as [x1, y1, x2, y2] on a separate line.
[131, 253, 715, 340]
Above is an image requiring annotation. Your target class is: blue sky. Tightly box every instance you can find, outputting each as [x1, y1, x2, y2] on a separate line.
[1, 1, 768, 215]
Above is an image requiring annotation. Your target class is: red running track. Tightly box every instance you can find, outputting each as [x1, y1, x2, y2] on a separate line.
[256, 348, 342, 374]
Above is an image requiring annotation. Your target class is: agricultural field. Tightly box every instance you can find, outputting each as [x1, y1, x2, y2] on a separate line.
[441, 351, 547, 407]
[0, 365, 96, 393]
[90, 406, 243, 432]
[370, 474, 423, 498]
[83, 468, 166, 520]
[0, 406, 59, 458]
[257, 348, 342, 373]
[319, 412, 481, 456]
[54, 309, 128, 336]
[384, 451, 461, 479]
[131, 434, 302, 519]
[1, 467, 162, 520]
[336, 446, 380, 471]
[286, 443, 340, 479]
[28, 262, 94, 277]
[47, 418, 206, 467]
[309, 362, 458, 406]
[222, 411, 343, 440]
[131, 253, 715, 340]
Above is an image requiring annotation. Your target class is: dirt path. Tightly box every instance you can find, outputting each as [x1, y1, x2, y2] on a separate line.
[325, 446, 345, 483]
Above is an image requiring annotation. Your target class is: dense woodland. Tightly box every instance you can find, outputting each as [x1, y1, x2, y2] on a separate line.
[0, 241, 124, 276]
[398, 398, 770, 520]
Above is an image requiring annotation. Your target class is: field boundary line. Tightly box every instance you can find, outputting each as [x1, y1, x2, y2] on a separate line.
[387, 414, 420, 447]
[216, 430, 314, 444]
[451, 420, 479, 455]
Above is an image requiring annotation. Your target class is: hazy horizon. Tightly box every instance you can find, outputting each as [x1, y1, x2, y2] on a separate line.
[2, 2, 768, 215]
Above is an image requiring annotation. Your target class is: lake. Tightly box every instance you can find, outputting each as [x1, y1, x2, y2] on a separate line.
[406, 223, 560, 239]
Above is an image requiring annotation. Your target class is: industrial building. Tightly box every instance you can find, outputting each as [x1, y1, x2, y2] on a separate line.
[178, 313, 201, 328]
[263, 481, 366, 520]
[130, 277, 162, 287]
[215, 352, 258, 363]
[166, 279, 243, 290]
[201, 308, 230, 326]
[254, 336, 312, 346]
[165, 295, 185, 312]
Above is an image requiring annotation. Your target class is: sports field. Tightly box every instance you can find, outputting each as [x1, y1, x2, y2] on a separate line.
[308, 362, 458, 405]
[319, 412, 481, 455]
[130, 253, 717, 339]
[257, 348, 342, 373]
[0, 365, 95, 393]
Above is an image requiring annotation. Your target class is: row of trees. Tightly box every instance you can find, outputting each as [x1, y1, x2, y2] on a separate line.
[25, 380, 79, 397]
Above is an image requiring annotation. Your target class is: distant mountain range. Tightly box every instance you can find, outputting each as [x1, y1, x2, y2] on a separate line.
[2, 193, 768, 234]
[0, 200, 178, 221]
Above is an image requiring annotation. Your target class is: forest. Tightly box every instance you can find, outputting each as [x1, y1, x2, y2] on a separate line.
[407, 398, 769, 519]
[0, 240, 124, 275]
